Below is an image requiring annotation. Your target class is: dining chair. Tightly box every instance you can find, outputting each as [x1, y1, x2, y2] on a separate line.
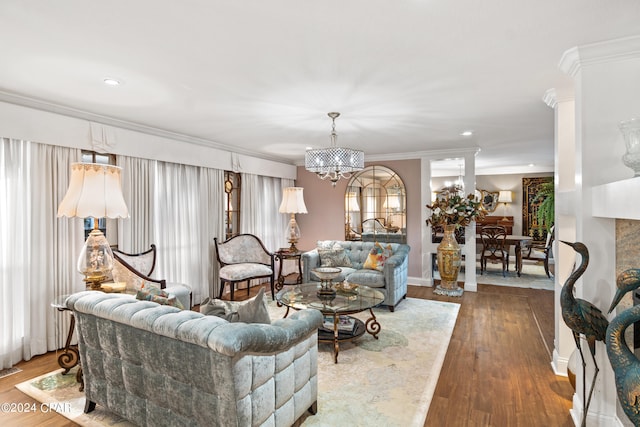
[480, 225, 509, 277]
[522, 225, 554, 278]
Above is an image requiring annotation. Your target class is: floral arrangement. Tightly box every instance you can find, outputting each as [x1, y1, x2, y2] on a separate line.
[426, 192, 484, 228]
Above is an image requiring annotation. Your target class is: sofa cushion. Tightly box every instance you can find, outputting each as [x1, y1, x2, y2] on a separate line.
[346, 269, 386, 288]
[200, 287, 271, 324]
[219, 263, 273, 281]
[135, 287, 184, 309]
[363, 242, 393, 271]
[318, 245, 353, 268]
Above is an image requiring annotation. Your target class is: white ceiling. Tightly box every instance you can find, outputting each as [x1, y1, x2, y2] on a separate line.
[1, 1, 639, 175]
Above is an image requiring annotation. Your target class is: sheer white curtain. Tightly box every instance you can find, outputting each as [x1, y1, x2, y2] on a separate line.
[117, 155, 156, 253]
[153, 161, 224, 304]
[240, 174, 295, 276]
[240, 173, 292, 251]
[1, 139, 83, 369]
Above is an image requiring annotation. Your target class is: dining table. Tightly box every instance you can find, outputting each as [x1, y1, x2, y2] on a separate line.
[432, 233, 533, 276]
[477, 234, 533, 276]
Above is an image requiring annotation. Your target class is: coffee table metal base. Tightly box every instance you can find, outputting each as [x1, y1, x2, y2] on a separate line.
[277, 283, 384, 363]
[317, 309, 380, 363]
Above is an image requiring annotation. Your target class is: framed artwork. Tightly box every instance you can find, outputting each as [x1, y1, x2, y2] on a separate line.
[522, 177, 552, 244]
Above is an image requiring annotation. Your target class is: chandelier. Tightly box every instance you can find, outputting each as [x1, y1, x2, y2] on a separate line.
[305, 112, 364, 187]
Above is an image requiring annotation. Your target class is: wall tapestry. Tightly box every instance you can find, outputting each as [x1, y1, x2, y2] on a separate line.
[522, 177, 552, 244]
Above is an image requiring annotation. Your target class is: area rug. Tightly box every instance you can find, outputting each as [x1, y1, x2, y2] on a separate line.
[0, 366, 21, 378]
[16, 297, 460, 427]
[435, 261, 554, 290]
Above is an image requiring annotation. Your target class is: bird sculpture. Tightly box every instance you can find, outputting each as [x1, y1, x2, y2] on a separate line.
[560, 241, 610, 427]
[608, 268, 640, 314]
[605, 268, 640, 425]
[607, 302, 640, 425]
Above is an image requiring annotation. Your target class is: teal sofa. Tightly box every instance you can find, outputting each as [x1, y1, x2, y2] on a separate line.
[65, 291, 322, 427]
[302, 240, 410, 311]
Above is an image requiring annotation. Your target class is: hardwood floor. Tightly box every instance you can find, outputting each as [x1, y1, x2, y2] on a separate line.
[1, 283, 573, 426]
[416, 284, 574, 427]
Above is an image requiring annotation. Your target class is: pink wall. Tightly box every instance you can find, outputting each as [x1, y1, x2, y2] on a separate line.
[295, 159, 422, 278]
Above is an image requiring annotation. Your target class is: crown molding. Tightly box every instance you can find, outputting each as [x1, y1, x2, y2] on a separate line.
[0, 90, 294, 165]
[559, 35, 640, 77]
[542, 89, 557, 109]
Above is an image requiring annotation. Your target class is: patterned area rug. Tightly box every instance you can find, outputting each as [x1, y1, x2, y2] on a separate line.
[0, 367, 22, 378]
[16, 297, 460, 427]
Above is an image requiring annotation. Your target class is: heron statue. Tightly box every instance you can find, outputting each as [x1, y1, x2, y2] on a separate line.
[605, 268, 640, 425]
[608, 268, 640, 314]
[560, 241, 609, 427]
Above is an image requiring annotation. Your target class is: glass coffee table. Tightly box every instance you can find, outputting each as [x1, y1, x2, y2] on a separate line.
[276, 283, 384, 363]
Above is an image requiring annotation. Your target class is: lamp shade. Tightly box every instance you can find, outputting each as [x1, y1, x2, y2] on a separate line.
[498, 190, 513, 204]
[57, 163, 129, 219]
[279, 187, 308, 214]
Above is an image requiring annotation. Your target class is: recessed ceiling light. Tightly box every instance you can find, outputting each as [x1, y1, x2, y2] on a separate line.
[103, 78, 121, 86]
[529, 163, 535, 167]
[460, 130, 473, 137]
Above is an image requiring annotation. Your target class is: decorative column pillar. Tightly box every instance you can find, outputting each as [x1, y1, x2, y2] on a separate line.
[557, 35, 640, 426]
[542, 89, 577, 379]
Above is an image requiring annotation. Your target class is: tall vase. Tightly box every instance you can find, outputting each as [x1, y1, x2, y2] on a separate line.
[435, 224, 463, 297]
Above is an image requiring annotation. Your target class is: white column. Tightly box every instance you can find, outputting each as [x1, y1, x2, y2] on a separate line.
[558, 35, 640, 426]
[463, 151, 478, 292]
[543, 89, 577, 378]
[420, 148, 479, 290]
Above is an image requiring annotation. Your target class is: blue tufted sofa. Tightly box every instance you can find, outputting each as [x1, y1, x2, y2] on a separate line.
[302, 240, 410, 311]
[65, 291, 323, 427]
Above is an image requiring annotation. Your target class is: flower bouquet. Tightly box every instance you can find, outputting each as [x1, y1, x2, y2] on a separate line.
[426, 192, 484, 228]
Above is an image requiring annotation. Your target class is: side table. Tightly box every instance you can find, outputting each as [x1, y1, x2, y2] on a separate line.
[274, 249, 303, 291]
[51, 295, 83, 390]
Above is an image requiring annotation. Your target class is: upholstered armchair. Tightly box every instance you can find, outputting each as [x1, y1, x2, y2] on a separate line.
[214, 234, 275, 300]
[111, 244, 192, 309]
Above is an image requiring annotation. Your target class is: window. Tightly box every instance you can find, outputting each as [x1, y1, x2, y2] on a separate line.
[81, 151, 115, 165]
[81, 150, 116, 238]
[224, 171, 241, 240]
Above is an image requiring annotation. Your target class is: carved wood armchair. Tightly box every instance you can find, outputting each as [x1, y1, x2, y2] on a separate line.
[214, 234, 275, 300]
[111, 244, 192, 309]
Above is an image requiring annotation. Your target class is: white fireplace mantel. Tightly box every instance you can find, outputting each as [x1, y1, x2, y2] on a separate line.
[592, 176, 640, 220]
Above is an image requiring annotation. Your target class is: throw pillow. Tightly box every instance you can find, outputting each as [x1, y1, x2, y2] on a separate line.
[136, 287, 184, 309]
[316, 240, 337, 250]
[200, 287, 271, 324]
[318, 246, 353, 268]
[363, 242, 393, 271]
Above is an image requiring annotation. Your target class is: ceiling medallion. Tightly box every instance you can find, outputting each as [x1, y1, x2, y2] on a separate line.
[305, 112, 364, 187]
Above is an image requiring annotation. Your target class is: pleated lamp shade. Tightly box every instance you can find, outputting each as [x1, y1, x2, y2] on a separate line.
[57, 163, 128, 289]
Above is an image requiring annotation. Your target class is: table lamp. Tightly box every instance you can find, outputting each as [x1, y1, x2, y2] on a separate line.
[498, 190, 512, 221]
[279, 187, 307, 252]
[57, 163, 129, 289]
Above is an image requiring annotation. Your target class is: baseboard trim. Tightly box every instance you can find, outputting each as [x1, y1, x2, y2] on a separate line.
[409, 276, 433, 287]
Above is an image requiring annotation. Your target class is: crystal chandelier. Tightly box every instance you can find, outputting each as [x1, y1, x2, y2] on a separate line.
[305, 112, 364, 187]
